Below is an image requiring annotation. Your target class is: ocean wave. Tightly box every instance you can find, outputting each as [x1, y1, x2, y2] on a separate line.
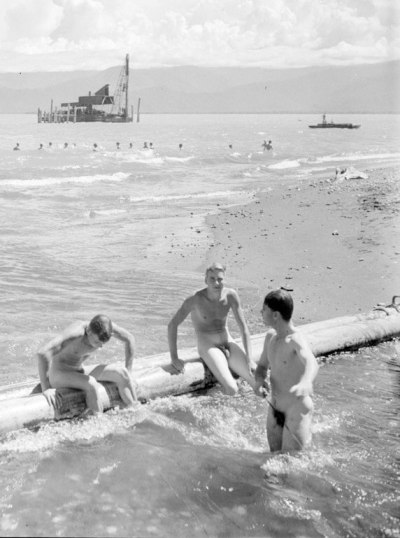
[165, 156, 195, 163]
[265, 151, 400, 171]
[0, 406, 149, 453]
[116, 150, 164, 165]
[312, 152, 400, 164]
[0, 172, 130, 188]
[87, 209, 127, 217]
[268, 160, 301, 169]
[129, 189, 254, 203]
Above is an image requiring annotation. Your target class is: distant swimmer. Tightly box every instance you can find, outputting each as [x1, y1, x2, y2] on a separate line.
[168, 263, 256, 395]
[228, 144, 233, 149]
[64, 142, 68, 149]
[262, 140, 273, 151]
[143, 142, 148, 149]
[38, 143, 44, 150]
[129, 142, 133, 149]
[116, 142, 120, 150]
[13, 143, 20, 151]
[149, 142, 153, 149]
[37, 315, 138, 412]
[179, 143, 183, 151]
[48, 142, 52, 148]
[93, 143, 98, 152]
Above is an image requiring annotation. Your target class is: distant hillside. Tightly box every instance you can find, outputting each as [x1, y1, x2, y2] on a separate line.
[0, 61, 398, 114]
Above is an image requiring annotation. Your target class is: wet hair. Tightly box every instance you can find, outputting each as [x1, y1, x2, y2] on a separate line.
[264, 289, 294, 321]
[205, 262, 226, 277]
[88, 314, 113, 342]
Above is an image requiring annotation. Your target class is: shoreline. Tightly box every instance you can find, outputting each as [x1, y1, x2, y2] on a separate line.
[205, 165, 400, 328]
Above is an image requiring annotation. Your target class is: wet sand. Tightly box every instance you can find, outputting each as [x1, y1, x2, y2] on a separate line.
[206, 166, 400, 325]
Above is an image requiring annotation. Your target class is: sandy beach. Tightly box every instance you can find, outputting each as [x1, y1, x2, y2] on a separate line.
[205, 165, 400, 327]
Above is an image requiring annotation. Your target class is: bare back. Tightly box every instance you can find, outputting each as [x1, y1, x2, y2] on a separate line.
[42, 322, 95, 373]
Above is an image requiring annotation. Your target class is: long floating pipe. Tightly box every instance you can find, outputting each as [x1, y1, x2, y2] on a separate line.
[0, 301, 399, 436]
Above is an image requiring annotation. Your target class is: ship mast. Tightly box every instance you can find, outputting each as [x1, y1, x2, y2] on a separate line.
[125, 54, 129, 120]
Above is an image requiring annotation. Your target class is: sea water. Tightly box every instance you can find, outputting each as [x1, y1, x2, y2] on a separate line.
[0, 113, 399, 537]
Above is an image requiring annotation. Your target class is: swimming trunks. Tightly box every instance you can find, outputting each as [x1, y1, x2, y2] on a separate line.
[268, 401, 285, 428]
[216, 343, 230, 359]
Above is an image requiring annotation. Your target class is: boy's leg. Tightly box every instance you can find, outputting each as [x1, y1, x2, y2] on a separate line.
[199, 345, 238, 395]
[49, 369, 103, 412]
[282, 398, 313, 451]
[90, 364, 137, 406]
[267, 405, 283, 452]
[226, 342, 256, 389]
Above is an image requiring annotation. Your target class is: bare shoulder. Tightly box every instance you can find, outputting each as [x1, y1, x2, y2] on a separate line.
[290, 330, 312, 351]
[265, 328, 276, 343]
[225, 287, 240, 303]
[111, 322, 134, 340]
[39, 321, 85, 353]
[64, 320, 86, 335]
[177, 293, 198, 314]
[194, 288, 206, 300]
[189, 290, 203, 306]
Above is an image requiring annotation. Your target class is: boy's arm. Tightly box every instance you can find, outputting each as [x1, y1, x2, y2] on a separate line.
[253, 332, 271, 397]
[230, 290, 252, 366]
[111, 324, 136, 371]
[167, 296, 193, 373]
[290, 333, 319, 398]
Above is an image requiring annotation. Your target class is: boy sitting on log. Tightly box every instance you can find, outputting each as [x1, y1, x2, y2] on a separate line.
[37, 315, 137, 413]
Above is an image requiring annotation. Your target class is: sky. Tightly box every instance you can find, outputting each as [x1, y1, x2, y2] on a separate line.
[0, 0, 399, 72]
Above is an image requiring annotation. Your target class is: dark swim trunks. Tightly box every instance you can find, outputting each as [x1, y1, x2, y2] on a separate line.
[269, 401, 285, 428]
[216, 343, 230, 359]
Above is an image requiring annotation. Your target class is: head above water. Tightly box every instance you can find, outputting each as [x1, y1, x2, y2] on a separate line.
[88, 314, 113, 343]
[264, 288, 294, 321]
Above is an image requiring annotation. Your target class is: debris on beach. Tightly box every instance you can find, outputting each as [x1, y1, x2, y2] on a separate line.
[335, 166, 368, 181]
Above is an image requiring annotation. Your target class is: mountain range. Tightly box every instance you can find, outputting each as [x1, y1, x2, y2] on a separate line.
[0, 61, 399, 114]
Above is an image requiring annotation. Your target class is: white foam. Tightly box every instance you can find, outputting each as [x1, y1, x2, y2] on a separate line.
[129, 189, 253, 204]
[0, 172, 130, 188]
[54, 164, 92, 170]
[314, 152, 400, 164]
[261, 449, 335, 476]
[120, 154, 164, 165]
[0, 406, 148, 453]
[268, 160, 301, 169]
[88, 209, 127, 217]
[165, 156, 194, 163]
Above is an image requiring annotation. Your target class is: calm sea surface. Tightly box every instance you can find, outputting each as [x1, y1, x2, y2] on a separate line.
[0, 114, 399, 537]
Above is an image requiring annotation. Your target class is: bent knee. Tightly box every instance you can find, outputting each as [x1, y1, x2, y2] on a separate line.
[86, 376, 100, 395]
[115, 367, 132, 385]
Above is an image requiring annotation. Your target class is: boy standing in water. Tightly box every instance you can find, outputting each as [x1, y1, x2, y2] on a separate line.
[254, 289, 319, 451]
[168, 263, 256, 395]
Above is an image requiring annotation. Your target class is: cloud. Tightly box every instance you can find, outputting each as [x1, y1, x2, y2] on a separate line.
[0, 0, 398, 71]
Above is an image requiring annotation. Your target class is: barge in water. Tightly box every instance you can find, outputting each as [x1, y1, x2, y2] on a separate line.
[38, 54, 137, 123]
